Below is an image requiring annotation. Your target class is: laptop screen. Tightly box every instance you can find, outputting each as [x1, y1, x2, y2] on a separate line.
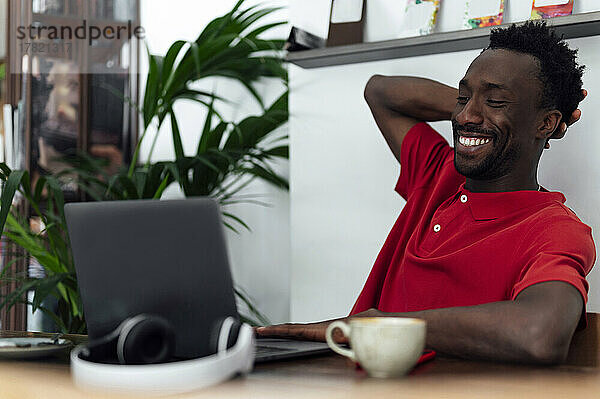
[65, 198, 239, 358]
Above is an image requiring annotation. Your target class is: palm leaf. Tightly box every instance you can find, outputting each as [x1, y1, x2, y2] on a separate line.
[260, 145, 289, 159]
[234, 287, 270, 326]
[152, 174, 171, 199]
[117, 175, 141, 199]
[245, 21, 287, 39]
[197, 100, 229, 155]
[0, 278, 39, 313]
[196, 0, 246, 42]
[32, 273, 70, 311]
[243, 163, 288, 190]
[36, 305, 69, 333]
[32, 176, 47, 204]
[170, 111, 185, 160]
[222, 211, 251, 232]
[161, 40, 187, 87]
[143, 50, 163, 129]
[0, 169, 27, 234]
[239, 7, 284, 29]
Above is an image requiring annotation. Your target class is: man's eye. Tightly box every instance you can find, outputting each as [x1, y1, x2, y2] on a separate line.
[487, 100, 507, 108]
[456, 96, 469, 104]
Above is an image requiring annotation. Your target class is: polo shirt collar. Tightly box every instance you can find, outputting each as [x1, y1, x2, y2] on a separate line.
[457, 182, 566, 221]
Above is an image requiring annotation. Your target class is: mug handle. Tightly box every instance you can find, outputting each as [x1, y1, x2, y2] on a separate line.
[325, 321, 355, 361]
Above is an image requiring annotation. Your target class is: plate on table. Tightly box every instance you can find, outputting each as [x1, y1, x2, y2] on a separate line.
[0, 337, 73, 359]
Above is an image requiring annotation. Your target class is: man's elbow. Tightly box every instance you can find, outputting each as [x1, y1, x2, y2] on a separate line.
[523, 322, 572, 365]
[364, 74, 385, 104]
[526, 341, 569, 365]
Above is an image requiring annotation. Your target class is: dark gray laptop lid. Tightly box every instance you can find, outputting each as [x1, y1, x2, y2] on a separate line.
[65, 198, 238, 359]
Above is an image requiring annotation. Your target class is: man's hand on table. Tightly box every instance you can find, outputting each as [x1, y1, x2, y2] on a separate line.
[255, 320, 339, 343]
[255, 309, 382, 344]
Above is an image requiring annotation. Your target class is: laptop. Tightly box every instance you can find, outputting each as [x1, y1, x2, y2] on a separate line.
[65, 198, 330, 363]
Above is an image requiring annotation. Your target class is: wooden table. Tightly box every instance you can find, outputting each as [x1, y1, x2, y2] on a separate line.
[1, 329, 600, 399]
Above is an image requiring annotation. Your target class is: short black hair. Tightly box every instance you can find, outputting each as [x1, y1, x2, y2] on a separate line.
[487, 21, 585, 132]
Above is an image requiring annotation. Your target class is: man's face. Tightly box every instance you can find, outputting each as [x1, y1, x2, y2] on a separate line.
[451, 49, 544, 181]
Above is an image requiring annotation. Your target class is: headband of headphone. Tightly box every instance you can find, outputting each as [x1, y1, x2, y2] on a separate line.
[71, 315, 255, 394]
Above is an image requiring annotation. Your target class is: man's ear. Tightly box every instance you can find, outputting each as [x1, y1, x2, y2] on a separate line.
[537, 110, 563, 140]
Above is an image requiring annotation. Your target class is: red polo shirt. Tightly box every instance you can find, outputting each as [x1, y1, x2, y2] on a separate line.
[351, 122, 595, 315]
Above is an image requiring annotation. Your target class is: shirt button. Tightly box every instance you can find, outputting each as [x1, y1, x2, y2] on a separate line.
[460, 194, 468, 203]
[433, 224, 441, 232]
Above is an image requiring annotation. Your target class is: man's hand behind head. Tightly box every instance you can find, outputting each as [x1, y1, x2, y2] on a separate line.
[546, 89, 587, 149]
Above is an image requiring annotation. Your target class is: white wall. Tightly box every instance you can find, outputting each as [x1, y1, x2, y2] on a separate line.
[141, 0, 290, 323]
[289, 0, 600, 322]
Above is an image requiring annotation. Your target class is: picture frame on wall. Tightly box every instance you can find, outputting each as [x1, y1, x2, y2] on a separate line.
[327, 0, 366, 47]
[463, 0, 504, 29]
[531, 0, 574, 19]
[398, 0, 441, 39]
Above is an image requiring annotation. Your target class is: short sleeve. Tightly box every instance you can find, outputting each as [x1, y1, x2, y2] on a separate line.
[395, 122, 453, 200]
[511, 214, 596, 304]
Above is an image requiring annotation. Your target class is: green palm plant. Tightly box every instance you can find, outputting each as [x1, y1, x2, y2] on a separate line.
[0, 161, 274, 332]
[67, 91, 288, 232]
[0, 169, 86, 333]
[120, 0, 289, 230]
[0, 0, 287, 332]
[135, 0, 287, 171]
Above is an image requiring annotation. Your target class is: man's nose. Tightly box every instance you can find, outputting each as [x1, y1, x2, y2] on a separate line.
[455, 99, 484, 126]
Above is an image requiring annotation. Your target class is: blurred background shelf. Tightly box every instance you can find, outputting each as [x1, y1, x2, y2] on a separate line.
[287, 11, 600, 69]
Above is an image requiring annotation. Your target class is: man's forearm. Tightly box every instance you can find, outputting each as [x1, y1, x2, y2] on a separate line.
[364, 75, 457, 122]
[256, 283, 580, 365]
[367, 299, 576, 365]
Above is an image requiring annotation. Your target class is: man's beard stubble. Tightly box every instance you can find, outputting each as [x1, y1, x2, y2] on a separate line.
[451, 120, 520, 181]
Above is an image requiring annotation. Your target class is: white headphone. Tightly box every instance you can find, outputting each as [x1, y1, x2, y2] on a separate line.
[71, 316, 255, 394]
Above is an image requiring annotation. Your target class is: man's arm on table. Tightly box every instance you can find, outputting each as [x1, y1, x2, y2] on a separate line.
[257, 76, 586, 365]
[257, 281, 583, 365]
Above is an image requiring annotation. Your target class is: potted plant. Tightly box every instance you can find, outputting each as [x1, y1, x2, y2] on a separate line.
[0, 0, 287, 332]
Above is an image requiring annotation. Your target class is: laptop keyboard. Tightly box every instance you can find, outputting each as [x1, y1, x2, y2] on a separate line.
[255, 345, 291, 356]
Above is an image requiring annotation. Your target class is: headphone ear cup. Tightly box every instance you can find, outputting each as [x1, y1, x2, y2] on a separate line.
[208, 317, 242, 354]
[82, 331, 120, 363]
[226, 319, 242, 349]
[208, 318, 225, 354]
[118, 315, 175, 365]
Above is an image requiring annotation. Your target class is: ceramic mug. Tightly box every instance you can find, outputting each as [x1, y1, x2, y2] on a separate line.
[325, 317, 426, 378]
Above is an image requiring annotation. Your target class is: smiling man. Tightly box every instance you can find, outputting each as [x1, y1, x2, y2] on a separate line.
[257, 22, 595, 364]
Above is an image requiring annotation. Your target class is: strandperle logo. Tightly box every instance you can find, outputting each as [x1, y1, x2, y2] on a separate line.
[10, 14, 145, 74]
[15, 19, 145, 45]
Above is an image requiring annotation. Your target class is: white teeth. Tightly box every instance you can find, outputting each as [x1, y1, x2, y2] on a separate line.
[459, 136, 491, 147]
